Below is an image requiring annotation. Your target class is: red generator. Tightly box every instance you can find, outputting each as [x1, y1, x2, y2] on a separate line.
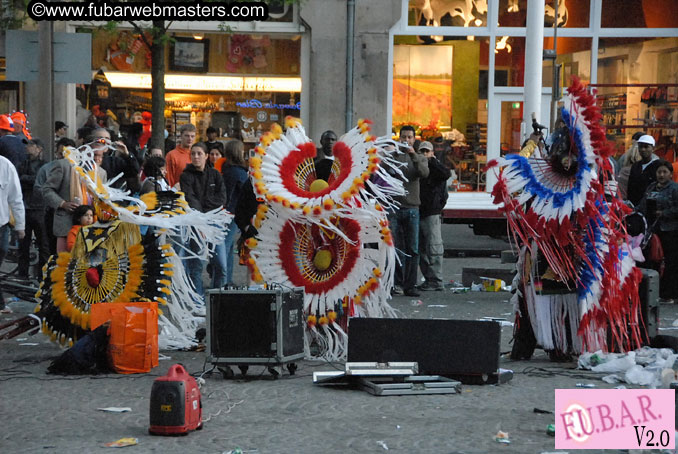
[149, 364, 202, 435]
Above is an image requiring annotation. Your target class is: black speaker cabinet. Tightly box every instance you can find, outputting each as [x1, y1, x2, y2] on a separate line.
[206, 287, 305, 366]
[347, 318, 501, 377]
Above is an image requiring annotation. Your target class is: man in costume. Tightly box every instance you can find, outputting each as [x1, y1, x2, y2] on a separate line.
[243, 117, 404, 359]
[35, 138, 232, 349]
[490, 78, 644, 360]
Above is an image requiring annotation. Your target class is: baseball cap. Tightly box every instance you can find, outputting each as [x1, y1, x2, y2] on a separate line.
[418, 141, 433, 151]
[637, 135, 655, 146]
[10, 111, 26, 126]
[0, 115, 14, 131]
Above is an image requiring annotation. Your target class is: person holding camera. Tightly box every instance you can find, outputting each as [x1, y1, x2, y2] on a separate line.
[388, 125, 429, 297]
[91, 127, 140, 193]
[417, 141, 450, 291]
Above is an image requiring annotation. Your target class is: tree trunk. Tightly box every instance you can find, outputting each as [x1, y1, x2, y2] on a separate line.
[151, 20, 166, 151]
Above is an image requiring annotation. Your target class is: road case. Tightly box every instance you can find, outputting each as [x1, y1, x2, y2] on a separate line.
[206, 286, 305, 378]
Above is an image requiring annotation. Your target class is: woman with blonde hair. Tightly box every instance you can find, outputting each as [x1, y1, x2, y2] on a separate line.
[221, 139, 249, 285]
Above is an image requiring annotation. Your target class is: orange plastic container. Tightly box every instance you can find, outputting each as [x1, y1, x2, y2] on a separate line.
[90, 302, 159, 373]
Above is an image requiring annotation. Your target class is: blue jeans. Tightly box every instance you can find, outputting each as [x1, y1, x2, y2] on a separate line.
[223, 225, 240, 285]
[388, 208, 420, 291]
[209, 241, 228, 290]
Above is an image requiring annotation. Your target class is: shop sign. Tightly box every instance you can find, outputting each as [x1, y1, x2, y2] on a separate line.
[104, 72, 301, 93]
[236, 99, 301, 110]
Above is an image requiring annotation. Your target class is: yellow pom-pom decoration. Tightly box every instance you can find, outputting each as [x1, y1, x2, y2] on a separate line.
[327, 311, 337, 322]
[307, 315, 317, 326]
[313, 249, 333, 271]
[270, 123, 283, 135]
[322, 198, 334, 210]
[245, 238, 258, 248]
[318, 316, 329, 325]
[309, 179, 329, 193]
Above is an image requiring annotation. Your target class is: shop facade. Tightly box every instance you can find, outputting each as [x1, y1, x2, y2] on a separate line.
[390, 0, 678, 221]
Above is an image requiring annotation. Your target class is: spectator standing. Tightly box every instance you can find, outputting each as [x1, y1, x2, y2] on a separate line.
[617, 133, 644, 200]
[0, 114, 25, 168]
[204, 126, 224, 156]
[55, 121, 68, 143]
[221, 139, 249, 285]
[180, 142, 228, 296]
[388, 125, 429, 297]
[43, 138, 106, 253]
[315, 130, 337, 181]
[91, 128, 139, 193]
[417, 141, 450, 291]
[166, 124, 196, 189]
[208, 145, 225, 171]
[147, 145, 164, 158]
[0, 155, 25, 308]
[637, 160, 678, 303]
[40, 138, 74, 254]
[140, 156, 171, 195]
[66, 205, 95, 251]
[17, 138, 48, 279]
[11, 112, 31, 142]
[627, 135, 661, 206]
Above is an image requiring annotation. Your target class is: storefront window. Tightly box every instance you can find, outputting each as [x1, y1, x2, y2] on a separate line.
[85, 29, 301, 147]
[393, 35, 490, 192]
[500, 100, 523, 155]
[597, 37, 678, 157]
[494, 36, 524, 87]
[601, 0, 678, 28]
[0, 80, 19, 114]
[498, 0, 590, 28]
[407, 0, 488, 27]
[542, 37, 592, 88]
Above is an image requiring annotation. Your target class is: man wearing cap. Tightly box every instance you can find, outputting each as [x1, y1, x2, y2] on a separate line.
[11, 112, 31, 143]
[0, 114, 25, 168]
[17, 138, 48, 279]
[0, 154, 25, 308]
[417, 141, 451, 291]
[55, 121, 68, 142]
[627, 134, 661, 206]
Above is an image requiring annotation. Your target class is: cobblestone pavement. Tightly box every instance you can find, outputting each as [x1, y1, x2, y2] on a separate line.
[2, 255, 677, 454]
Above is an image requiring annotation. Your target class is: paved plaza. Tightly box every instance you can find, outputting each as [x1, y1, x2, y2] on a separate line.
[2, 248, 677, 453]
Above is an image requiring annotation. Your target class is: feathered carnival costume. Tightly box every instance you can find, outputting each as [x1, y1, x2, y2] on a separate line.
[35, 139, 232, 349]
[244, 117, 405, 360]
[488, 78, 645, 358]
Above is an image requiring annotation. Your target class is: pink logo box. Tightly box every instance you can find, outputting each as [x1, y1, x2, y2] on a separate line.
[555, 389, 675, 450]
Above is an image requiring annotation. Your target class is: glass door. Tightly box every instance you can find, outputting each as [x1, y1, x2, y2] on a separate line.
[487, 92, 552, 190]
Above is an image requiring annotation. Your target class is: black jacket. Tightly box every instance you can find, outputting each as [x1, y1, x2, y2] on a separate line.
[419, 156, 451, 217]
[0, 134, 26, 168]
[628, 159, 661, 206]
[180, 164, 227, 212]
[102, 152, 141, 193]
[18, 157, 46, 207]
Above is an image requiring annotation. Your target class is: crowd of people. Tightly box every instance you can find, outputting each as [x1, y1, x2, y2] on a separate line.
[2, 107, 676, 311]
[0, 114, 251, 308]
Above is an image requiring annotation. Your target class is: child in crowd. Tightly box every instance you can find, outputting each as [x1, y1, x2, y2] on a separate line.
[67, 205, 95, 251]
